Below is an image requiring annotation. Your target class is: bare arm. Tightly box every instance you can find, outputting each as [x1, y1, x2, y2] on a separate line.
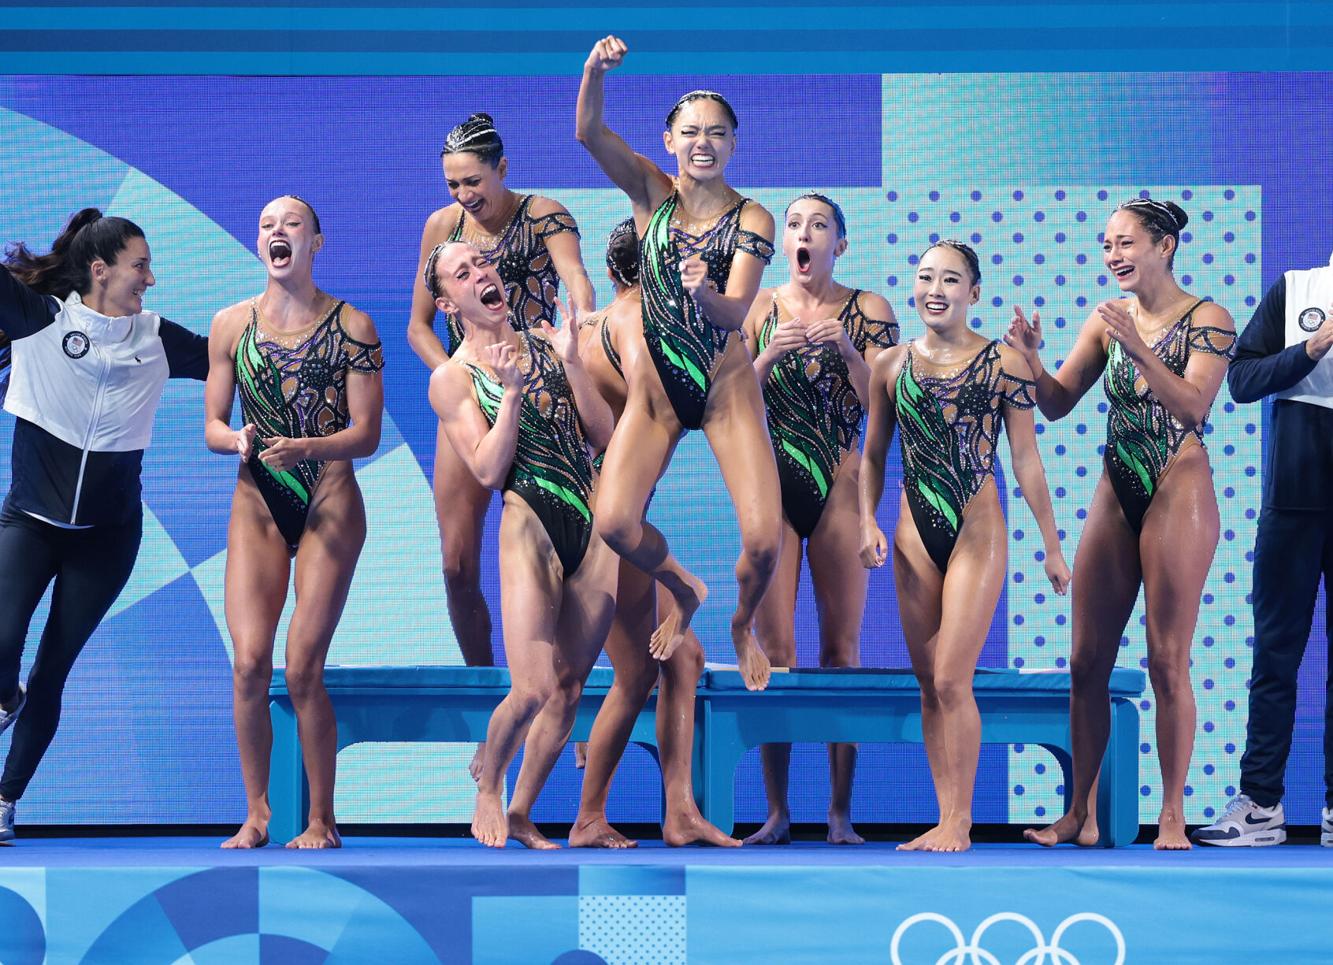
[531, 197, 596, 316]
[429, 355, 522, 490]
[689, 202, 775, 332]
[202, 306, 253, 457]
[858, 347, 904, 568]
[406, 206, 460, 369]
[281, 308, 383, 462]
[541, 302, 612, 449]
[852, 291, 897, 407]
[1005, 303, 1109, 421]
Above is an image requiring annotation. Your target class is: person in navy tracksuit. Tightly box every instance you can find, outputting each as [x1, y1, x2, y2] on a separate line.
[0, 209, 208, 842]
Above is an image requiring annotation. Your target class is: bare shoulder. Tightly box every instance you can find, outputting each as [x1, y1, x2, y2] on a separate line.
[1189, 298, 1236, 331]
[997, 341, 1035, 378]
[528, 194, 572, 219]
[738, 199, 775, 237]
[872, 342, 909, 380]
[209, 299, 253, 340]
[422, 203, 463, 245]
[856, 289, 896, 321]
[337, 301, 380, 343]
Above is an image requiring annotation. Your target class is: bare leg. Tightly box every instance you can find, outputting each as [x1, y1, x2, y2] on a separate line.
[744, 517, 801, 845]
[282, 471, 366, 850]
[807, 453, 868, 845]
[1141, 450, 1218, 850]
[1025, 473, 1140, 847]
[221, 476, 290, 849]
[435, 423, 494, 781]
[702, 343, 784, 690]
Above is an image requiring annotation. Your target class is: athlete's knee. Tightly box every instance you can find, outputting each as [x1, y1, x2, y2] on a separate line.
[1068, 649, 1109, 692]
[1146, 650, 1193, 703]
[614, 660, 659, 702]
[595, 506, 642, 557]
[283, 661, 328, 706]
[932, 673, 972, 710]
[232, 652, 274, 695]
[740, 529, 781, 580]
[818, 634, 861, 669]
[760, 634, 797, 669]
[663, 637, 704, 684]
[441, 542, 482, 590]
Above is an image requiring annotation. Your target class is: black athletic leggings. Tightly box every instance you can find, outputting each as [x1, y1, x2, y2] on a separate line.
[0, 503, 141, 801]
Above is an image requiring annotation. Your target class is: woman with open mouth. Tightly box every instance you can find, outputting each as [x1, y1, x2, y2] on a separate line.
[0, 209, 209, 844]
[426, 240, 616, 850]
[407, 112, 595, 780]
[1007, 198, 1236, 850]
[577, 35, 782, 692]
[204, 195, 384, 850]
[860, 240, 1070, 853]
[740, 193, 898, 846]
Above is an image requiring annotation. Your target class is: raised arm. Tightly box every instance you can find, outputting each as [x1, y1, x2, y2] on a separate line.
[1228, 275, 1324, 403]
[1005, 303, 1109, 421]
[407, 206, 460, 369]
[203, 306, 254, 457]
[686, 202, 775, 332]
[575, 35, 672, 217]
[858, 347, 904, 569]
[430, 350, 522, 490]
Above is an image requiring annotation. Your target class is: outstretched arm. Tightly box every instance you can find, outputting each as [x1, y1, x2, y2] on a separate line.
[1005, 303, 1108, 421]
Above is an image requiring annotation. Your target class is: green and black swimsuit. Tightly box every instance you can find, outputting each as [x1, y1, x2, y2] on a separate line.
[895, 339, 1036, 573]
[641, 192, 774, 430]
[444, 194, 579, 355]
[757, 290, 898, 539]
[1103, 299, 1237, 533]
[464, 330, 595, 576]
[235, 299, 384, 553]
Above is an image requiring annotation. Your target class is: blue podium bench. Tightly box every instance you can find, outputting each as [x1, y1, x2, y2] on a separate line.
[268, 664, 1145, 846]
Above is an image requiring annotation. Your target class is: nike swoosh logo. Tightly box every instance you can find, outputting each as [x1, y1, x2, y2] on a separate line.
[1244, 812, 1276, 826]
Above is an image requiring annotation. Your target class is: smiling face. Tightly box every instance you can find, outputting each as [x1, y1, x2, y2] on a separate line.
[92, 235, 155, 317]
[1102, 209, 1175, 293]
[432, 242, 509, 328]
[257, 197, 321, 280]
[443, 152, 509, 222]
[663, 99, 735, 182]
[784, 197, 846, 283]
[913, 245, 979, 332]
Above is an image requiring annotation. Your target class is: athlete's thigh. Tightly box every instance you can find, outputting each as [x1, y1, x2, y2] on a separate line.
[497, 492, 563, 688]
[224, 477, 293, 659]
[701, 343, 782, 538]
[1139, 448, 1219, 651]
[894, 491, 944, 675]
[1071, 471, 1145, 664]
[807, 451, 868, 662]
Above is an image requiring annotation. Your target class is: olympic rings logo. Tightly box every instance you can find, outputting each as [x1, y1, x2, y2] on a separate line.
[890, 911, 1126, 965]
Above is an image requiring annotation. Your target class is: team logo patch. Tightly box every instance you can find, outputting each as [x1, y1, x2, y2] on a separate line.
[62, 331, 90, 359]
[1299, 307, 1325, 332]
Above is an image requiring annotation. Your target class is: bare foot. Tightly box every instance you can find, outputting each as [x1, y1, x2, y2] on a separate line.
[664, 809, 742, 847]
[896, 827, 939, 852]
[734, 627, 772, 691]
[472, 790, 508, 848]
[569, 814, 637, 849]
[1023, 809, 1098, 848]
[285, 819, 340, 850]
[508, 813, 560, 850]
[651, 574, 707, 662]
[827, 812, 865, 846]
[921, 820, 971, 853]
[1154, 811, 1192, 851]
[574, 741, 588, 769]
[743, 814, 791, 846]
[220, 820, 269, 849]
[468, 743, 486, 783]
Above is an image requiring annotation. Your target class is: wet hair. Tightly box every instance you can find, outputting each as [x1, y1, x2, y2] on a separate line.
[279, 195, 322, 234]
[1115, 197, 1189, 267]
[4, 208, 146, 298]
[605, 218, 639, 289]
[423, 242, 450, 299]
[665, 90, 738, 131]
[922, 239, 982, 285]
[786, 193, 847, 239]
[441, 112, 505, 168]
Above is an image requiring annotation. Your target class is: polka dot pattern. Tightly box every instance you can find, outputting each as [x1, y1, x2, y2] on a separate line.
[579, 895, 687, 965]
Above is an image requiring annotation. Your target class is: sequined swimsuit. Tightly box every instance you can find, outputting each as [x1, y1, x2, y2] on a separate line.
[758, 290, 898, 539]
[1103, 299, 1236, 533]
[235, 300, 384, 553]
[444, 194, 579, 355]
[895, 339, 1036, 573]
[465, 330, 595, 576]
[641, 192, 774, 430]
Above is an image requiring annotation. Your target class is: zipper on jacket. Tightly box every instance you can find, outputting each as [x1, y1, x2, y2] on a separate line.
[70, 340, 110, 524]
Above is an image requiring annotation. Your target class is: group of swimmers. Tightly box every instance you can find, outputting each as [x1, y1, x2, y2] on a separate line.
[0, 35, 1242, 852]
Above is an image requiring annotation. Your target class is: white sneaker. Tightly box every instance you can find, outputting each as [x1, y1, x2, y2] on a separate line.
[0, 684, 24, 735]
[1192, 794, 1286, 846]
[0, 798, 14, 843]
[1321, 807, 1333, 848]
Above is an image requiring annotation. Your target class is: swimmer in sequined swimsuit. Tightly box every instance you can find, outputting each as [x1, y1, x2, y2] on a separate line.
[577, 35, 782, 690]
[407, 113, 595, 736]
[205, 196, 385, 852]
[742, 194, 898, 847]
[1006, 198, 1236, 851]
[861, 240, 1070, 853]
[570, 219, 738, 849]
[427, 240, 618, 851]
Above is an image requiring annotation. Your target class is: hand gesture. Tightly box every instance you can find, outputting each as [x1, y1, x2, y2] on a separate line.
[766, 317, 808, 355]
[1098, 300, 1149, 362]
[235, 423, 257, 461]
[1044, 550, 1072, 596]
[1004, 305, 1043, 367]
[484, 341, 524, 390]
[679, 256, 711, 298]
[586, 35, 627, 74]
[804, 317, 852, 354]
[259, 435, 306, 472]
[541, 296, 581, 365]
[860, 522, 889, 569]
[1307, 307, 1333, 361]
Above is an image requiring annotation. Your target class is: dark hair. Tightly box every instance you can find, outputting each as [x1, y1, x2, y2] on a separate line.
[665, 91, 738, 130]
[923, 239, 982, 284]
[1115, 197, 1189, 267]
[786, 193, 847, 239]
[441, 112, 505, 168]
[280, 195, 322, 234]
[4, 208, 145, 298]
[423, 242, 449, 299]
[605, 218, 639, 289]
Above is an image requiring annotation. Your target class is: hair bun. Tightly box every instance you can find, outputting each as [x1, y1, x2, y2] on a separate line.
[1161, 200, 1189, 232]
[468, 112, 495, 125]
